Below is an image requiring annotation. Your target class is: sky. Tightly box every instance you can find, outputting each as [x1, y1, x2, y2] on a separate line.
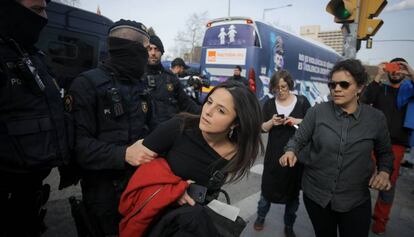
[73, 0, 414, 66]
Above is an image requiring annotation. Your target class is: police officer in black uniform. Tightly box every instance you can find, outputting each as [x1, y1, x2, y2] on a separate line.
[68, 19, 158, 236]
[0, 0, 69, 236]
[146, 35, 200, 123]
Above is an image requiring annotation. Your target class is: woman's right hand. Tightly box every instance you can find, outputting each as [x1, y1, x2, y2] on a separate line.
[125, 139, 158, 166]
[374, 62, 387, 83]
[279, 151, 297, 167]
[177, 180, 196, 206]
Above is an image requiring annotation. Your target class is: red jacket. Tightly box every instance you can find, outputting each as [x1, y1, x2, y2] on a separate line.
[119, 158, 189, 237]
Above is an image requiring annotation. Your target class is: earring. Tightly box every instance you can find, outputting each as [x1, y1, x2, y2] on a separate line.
[228, 127, 234, 139]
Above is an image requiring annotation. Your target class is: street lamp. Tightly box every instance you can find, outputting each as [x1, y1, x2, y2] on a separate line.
[262, 4, 293, 21]
[228, 0, 231, 17]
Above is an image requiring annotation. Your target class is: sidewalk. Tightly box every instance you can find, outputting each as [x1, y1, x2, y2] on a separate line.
[239, 166, 414, 237]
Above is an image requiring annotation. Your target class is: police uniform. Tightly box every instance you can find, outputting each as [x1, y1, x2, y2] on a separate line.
[0, 37, 69, 235]
[146, 65, 201, 123]
[68, 63, 155, 234]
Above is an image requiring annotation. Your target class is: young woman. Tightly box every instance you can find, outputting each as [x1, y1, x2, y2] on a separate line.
[254, 70, 311, 237]
[128, 79, 263, 204]
[280, 59, 394, 237]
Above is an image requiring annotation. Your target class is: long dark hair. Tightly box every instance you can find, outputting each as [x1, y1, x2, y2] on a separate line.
[178, 80, 264, 182]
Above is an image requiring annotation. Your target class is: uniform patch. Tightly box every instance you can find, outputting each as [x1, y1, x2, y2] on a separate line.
[166, 83, 174, 92]
[141, 101, 148, 113]
[64, 95, 73, 112]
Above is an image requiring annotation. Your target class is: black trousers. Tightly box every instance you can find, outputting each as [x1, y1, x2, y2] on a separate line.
[0, 170, 50, 237]
[303, 194, 371, 237]
[81, 174, 126, 236]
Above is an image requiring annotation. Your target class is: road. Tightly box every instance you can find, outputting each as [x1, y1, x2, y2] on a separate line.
[43, 135, 414, 237]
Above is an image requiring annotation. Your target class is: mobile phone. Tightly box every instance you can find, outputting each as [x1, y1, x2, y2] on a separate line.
[187, 184, 207, 204]
[276, 114, 285, 119]
[384, 62, 401, 73]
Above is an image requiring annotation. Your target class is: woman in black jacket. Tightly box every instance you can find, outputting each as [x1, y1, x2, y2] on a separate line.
[124, 80, 264, 236]
[253, 70, 310, 237]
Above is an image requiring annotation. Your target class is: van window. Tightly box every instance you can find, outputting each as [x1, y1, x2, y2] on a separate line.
[202, 24, 256, 47]
[47, 41, 77, 59]
[37, 27, 100, 89]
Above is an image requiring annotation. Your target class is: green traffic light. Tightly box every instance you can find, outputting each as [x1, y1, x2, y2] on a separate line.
[333, 1, 351, 19]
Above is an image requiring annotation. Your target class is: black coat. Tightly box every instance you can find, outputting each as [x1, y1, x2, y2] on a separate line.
[0, 39, 69, 172]
[146, 65, 200, 123]
[261, 95, 310, 203]
[146, 204, 220, 237]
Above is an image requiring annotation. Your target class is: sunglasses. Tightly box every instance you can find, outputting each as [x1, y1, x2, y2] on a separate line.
[328, 81, 351, 90]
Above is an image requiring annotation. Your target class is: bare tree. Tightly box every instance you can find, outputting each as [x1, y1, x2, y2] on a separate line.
[52, 0, 80, 7]
[270, 19, 294, 33]
[147, 27, 157, 37]
[172, 11, 209, 63]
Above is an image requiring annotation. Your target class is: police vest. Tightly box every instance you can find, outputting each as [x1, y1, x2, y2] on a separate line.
[146, 70, 181, 123]
[0, 38, 69, 171]
[79, 67, 152, 145]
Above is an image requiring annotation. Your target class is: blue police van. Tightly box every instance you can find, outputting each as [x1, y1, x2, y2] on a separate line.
[35, 1, 113, 91]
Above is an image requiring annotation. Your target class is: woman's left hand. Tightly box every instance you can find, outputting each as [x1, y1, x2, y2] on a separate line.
[283, 117, 302, 126]
[369, 171, 392, 191]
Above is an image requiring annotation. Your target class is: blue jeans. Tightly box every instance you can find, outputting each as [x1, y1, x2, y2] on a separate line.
[256, 194, 299, 227]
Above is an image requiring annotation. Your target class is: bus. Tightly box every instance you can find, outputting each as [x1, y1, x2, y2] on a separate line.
[36, 1, 113, 92]
[200, 16, 342, 105]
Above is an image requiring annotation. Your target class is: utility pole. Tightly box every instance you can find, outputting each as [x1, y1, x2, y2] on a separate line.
[341, 0, 360, 59]
[326, 0, 388, 59]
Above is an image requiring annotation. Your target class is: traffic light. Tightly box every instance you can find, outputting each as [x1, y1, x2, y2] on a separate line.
[358, 0, 387, 39]
[326, 0, 358, 23]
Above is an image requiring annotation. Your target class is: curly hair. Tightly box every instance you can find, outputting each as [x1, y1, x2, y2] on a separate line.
[329, 59, 368, 87]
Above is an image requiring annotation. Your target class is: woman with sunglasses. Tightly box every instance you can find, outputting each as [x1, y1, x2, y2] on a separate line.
[279, 59, 394, 237]
[253, 70, 310, 237]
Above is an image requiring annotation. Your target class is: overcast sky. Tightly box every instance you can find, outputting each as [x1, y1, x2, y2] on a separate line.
[74, 0, 414, 65]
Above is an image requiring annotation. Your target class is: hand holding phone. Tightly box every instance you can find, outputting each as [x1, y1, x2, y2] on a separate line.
[276, 114, 285, 119]
[384, 62, 401, 73]
[187, 184, 207, 204]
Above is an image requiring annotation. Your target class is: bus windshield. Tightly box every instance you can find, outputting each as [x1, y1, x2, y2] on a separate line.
[202, 24, 256, 47]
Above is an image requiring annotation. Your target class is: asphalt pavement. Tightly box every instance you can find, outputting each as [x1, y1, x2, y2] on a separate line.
[42, 151, 414, 237]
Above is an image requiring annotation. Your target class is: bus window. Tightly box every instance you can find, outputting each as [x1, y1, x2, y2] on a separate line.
[254, 32, 261, 47]
[202, 24, 257, 47]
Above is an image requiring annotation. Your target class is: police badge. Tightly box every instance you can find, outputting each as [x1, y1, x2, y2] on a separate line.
[141, 101, 148, 113]
[166, 83, 174, 92]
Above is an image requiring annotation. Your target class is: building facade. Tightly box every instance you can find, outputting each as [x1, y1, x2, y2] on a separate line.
[300, 25, 344, 55]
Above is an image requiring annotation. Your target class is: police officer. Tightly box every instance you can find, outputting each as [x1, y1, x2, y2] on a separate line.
[228, 65, 248, 86]
[170, 57, 189, 76]
[68, 20, 157, 236]
[146, 35, 200, 123]
[0, 0, 69, 236]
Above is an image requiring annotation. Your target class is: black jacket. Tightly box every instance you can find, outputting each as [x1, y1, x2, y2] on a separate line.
[146, 204, 219, 237]
[69, 64, 155, 171]
[146, 64, 200, 123]
[0, 38, 69, 172]
[227, 75, 248, 86]
[360, 80, 410, 146]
